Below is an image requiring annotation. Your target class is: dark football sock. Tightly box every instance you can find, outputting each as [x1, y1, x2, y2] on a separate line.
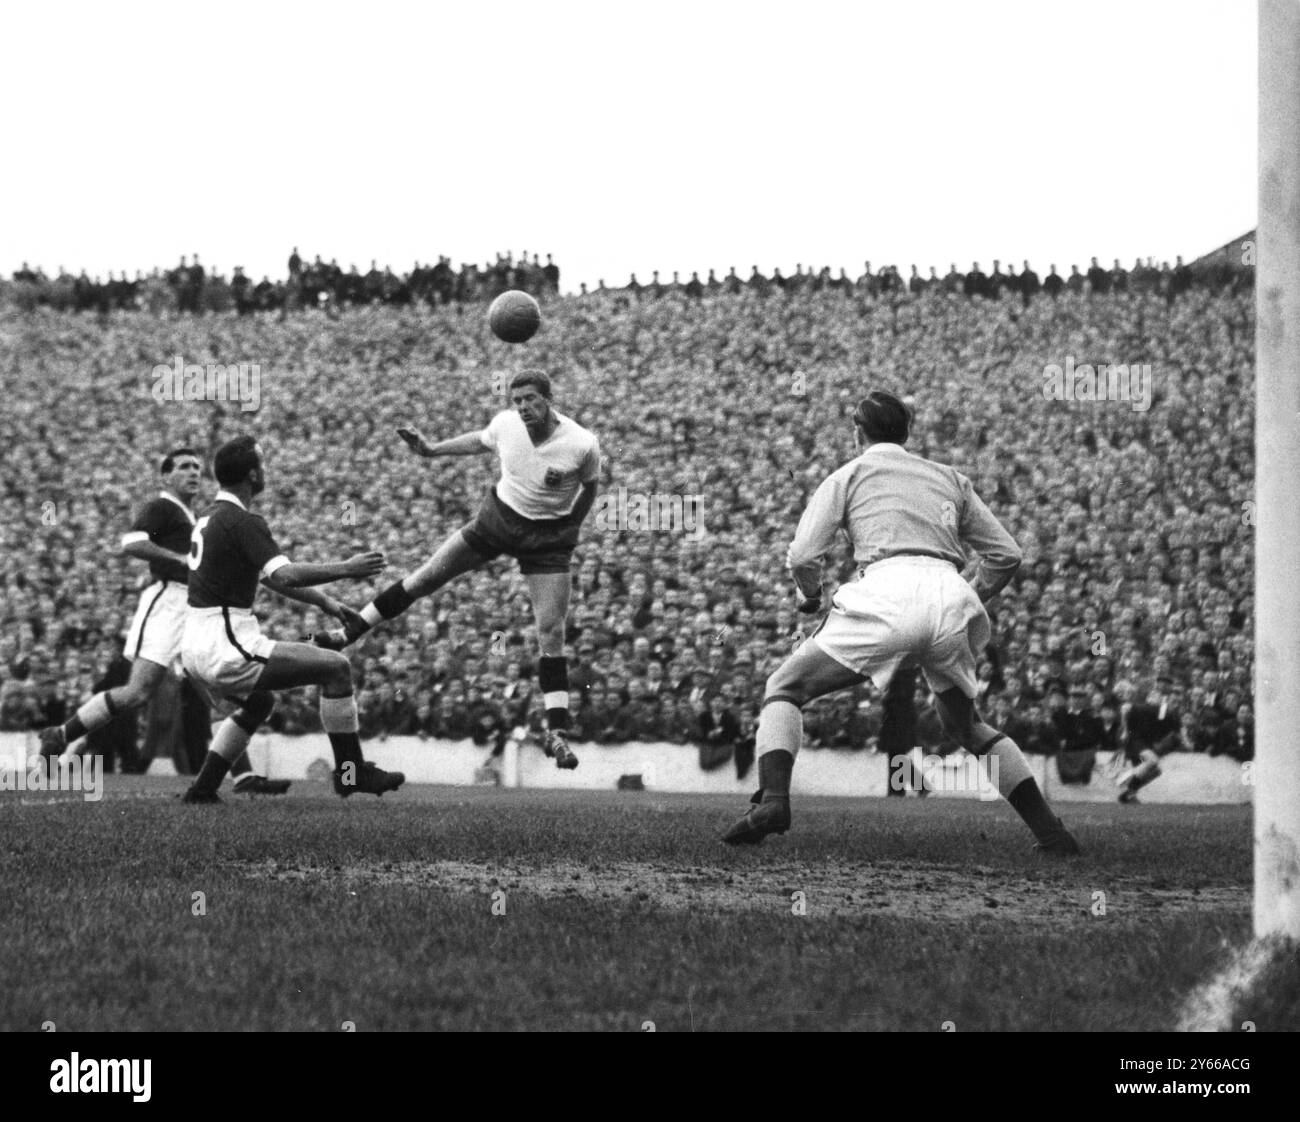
[327, 732, 365, 771]
[880, 669, 919, 795]
[538, 656, 569, 731]
[758, 749, 794, 801]
[1007, 777, 1061, 839]
[372, 580, 416, 621]
[229, 753, 252, 778]
[191, 750, 233, 795]
[1128, 771, 1154, 793]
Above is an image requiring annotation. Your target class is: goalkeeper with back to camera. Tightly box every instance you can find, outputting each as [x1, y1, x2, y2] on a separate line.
[315, 369, 600, 771]
[722, 389, 1080, 855]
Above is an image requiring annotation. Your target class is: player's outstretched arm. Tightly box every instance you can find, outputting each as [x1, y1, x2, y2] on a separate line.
[397, 428, 491, 458]
[265, 551, 386, 589]
[260, 580, 351, 622]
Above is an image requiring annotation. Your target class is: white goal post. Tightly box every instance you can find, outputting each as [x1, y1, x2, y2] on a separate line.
[1254, 0, 1300, 939]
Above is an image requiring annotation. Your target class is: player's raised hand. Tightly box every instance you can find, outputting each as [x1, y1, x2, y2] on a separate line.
[343, 550, 387, 578]
[397, 427, 433, 457]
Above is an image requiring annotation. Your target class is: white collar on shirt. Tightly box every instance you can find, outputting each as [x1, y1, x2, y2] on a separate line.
[862, 442, 907, 457]
[159, 489, 197, 525]
[215, 489, 247, 510]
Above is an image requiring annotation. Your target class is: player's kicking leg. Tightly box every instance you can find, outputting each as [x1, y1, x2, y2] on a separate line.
[930, 688, 1080, 854]
[313, 531, 485, 649]
[38, 656, 170, 764]
[181, 689, 277, 804]
[39, 657, 287, 793]
[315, 520, 581, 769]
[525, 569, 578, 769]
[183, 643, 403, 803]
[722, 640, 865, 843]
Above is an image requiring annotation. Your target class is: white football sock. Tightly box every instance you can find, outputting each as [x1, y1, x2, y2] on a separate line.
[211, 717, 252, 764]
[75, 693, 114, 734]
[756, 699, 803, 761]
[319, 694, 359, 733]
[984, 734, 1034, 799]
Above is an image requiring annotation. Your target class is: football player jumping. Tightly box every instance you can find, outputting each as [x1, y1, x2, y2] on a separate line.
[314, 370, 600, 772]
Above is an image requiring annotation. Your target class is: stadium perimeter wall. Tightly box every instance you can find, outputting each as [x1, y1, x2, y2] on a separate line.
[0, 732, 1251, 804]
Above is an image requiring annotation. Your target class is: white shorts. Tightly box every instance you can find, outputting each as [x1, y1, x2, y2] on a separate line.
[811, 556, 991, 698]
[181, 606, 278, 705]
[124, 580, 187, 670]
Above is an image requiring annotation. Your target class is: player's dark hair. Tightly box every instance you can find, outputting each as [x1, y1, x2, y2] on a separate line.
[213, 435, 261, 487]
[510, 370, 552, 399]
[853, 390, 912, 445]
[161, 447, 200, 474]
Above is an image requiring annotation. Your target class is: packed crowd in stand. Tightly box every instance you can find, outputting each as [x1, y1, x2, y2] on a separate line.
[0, 260, 1255, 775]
[6, 249, 1252, 314]
[7, 249, 563, 315]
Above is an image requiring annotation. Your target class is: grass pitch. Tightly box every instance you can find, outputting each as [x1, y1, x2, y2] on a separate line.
[1, 776, 1287, 1032]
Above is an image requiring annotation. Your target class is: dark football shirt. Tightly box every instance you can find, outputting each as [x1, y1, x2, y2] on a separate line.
[121, 492, 195, 584]
[187, 493, 287, 610]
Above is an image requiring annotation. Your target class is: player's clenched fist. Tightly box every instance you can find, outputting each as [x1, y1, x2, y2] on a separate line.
[396, 427, 433, 457]
[344, 551, 387, 578]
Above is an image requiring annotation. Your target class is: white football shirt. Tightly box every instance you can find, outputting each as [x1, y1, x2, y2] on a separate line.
[480, 409, 601, 520]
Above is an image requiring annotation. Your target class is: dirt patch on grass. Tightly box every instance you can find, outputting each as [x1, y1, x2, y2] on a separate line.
[235, 857, 1247, 925]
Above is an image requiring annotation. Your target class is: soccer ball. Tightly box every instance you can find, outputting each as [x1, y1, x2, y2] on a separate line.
[488, 290, 541, 344]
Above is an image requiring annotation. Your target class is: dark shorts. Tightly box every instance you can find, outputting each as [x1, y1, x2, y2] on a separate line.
[460, 488, 579, 575]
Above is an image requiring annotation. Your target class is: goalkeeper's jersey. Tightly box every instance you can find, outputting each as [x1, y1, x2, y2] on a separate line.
[786, 442, 1021, 601]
